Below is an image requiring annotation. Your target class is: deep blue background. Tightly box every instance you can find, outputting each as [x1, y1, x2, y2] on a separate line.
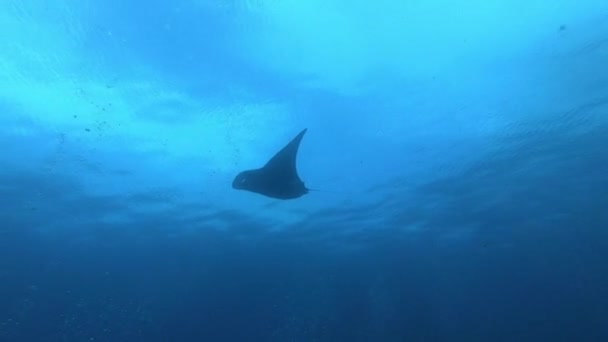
[1, 1, 608, 341]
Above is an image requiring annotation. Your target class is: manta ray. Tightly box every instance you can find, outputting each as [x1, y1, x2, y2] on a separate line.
[232, 129, 309, 200]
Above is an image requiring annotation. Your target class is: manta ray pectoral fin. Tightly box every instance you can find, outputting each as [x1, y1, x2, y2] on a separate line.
[263, 128, 307, 172]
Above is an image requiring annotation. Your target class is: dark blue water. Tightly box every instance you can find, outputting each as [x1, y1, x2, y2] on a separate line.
[1, 1, 608, 341]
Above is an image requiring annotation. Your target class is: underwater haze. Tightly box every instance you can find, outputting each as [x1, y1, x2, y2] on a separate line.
[1, 0, 608, 341]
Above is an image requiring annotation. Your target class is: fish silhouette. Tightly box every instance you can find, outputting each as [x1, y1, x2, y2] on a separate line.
[232, 129, 309, 199]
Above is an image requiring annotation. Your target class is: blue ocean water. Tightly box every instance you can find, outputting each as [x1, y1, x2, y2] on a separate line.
[1, 0, 608, 341]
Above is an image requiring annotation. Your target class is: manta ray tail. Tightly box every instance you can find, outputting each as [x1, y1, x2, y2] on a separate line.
[305, 187, 342, 195]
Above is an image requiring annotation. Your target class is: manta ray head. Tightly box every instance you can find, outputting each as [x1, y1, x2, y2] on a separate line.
[232, 170, 256, 190]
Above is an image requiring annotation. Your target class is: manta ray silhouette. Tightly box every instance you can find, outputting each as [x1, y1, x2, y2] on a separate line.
[232, 128, 309, 199]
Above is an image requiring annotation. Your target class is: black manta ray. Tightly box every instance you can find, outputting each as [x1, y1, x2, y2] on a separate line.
[232, 128, 309, 200]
